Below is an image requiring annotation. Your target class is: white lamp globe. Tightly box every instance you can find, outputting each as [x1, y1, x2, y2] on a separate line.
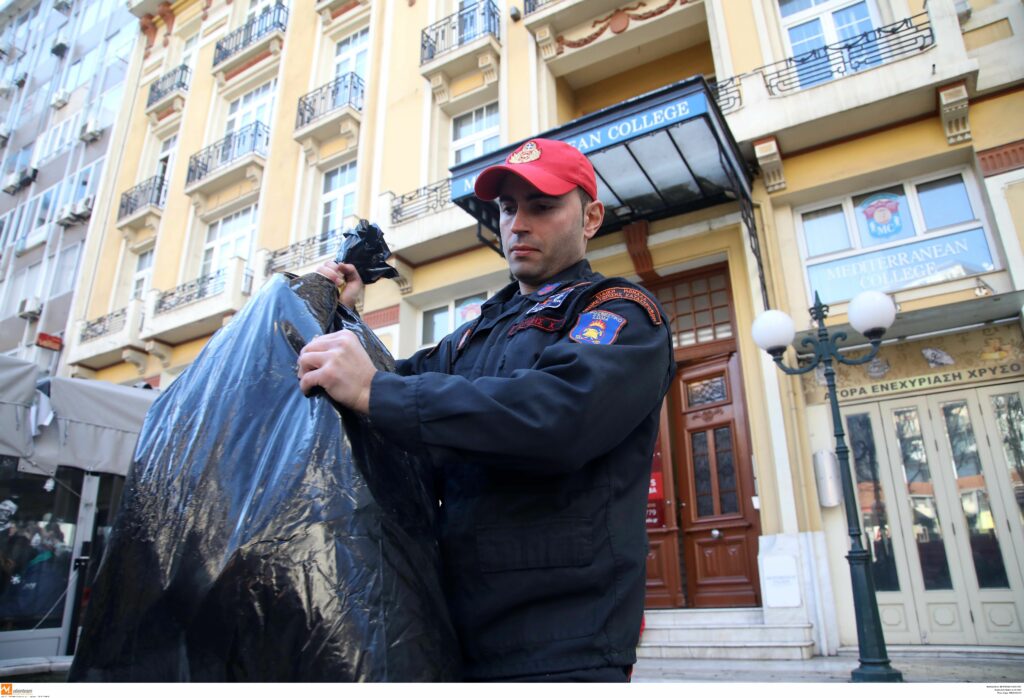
[752, 310, 796, 353]
[848, 291, 896, 337]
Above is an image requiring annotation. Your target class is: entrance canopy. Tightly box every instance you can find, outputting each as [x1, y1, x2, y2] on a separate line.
[450, 77, 755, 241]
[0, 356, 158, 477]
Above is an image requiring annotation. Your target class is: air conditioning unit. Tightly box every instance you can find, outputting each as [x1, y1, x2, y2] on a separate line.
[0, 80, 12, 97]
[0, 125, 10, 146]
[14, 72, 27, 88]
[2, 171, 18, 194]
[79, 119, 102, 143]
[17, 166, 36, 186]
[50, 90, 69, 109]
[17, 296, 43, 321]
[56, 203, 77, 226]
[73, 195, 94, 219]
[51, 33, 69, 57]
[0, 42, 13, 59]
[54, 0, 72, 11]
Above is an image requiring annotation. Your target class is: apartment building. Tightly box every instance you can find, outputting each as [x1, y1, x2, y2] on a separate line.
[39, 0, 1024, 663]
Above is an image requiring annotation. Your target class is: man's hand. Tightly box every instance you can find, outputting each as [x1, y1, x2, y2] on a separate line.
[315, 261, 364, 309]
[298, 330, 377, 414]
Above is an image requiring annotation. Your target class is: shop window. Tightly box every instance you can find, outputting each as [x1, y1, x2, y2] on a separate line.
[797, 170, 995, 303]
[0, 461, 84, 631]
[451, 102, 499, 166]
[420, 292, 487, 347]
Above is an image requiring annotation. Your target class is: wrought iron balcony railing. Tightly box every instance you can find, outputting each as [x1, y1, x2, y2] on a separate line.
[421, 0, 500, 65]
[761, 12, 933, 96]
[709, 77, 742, 114]
[80, 308, 127, 342]
[268, 227, 346, 273]
[391, 178, 452, 224]
[213, 3, 289, 67]
[523, 0, 558, 14]
[119, 175, 167, 220]
[295, 72, 365, 130]
[186, 122, 270, 186]
[155, 270, 226, 314]
[147, 64, 191, 108]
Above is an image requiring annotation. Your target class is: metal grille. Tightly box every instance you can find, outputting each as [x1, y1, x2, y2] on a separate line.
[523, 0, 558, 13]
[186, 122, 270, 186]
[155, 270, 227, 315]
[214, 3, 289, 67]
[709, 76, 741, 114]
[421, 0, 500, 65]
[118, 175, 167, 220]
[655, 270, 733, 349]
[147, 64, 191, 108]
[268, 228, 346, 274]
[762, 12, 933, 96]
[295, 72, 365, 130]
[391, 178, 452, 224]
[80, 308, 127, 342]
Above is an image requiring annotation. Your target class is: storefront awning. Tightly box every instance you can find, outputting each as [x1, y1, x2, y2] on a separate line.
[451, 77, 755, 248]
[0, 356, 159, 477]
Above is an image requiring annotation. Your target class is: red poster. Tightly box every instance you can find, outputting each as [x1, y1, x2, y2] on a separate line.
[645, 502, 664, 528]
[648, 472, 663, 501]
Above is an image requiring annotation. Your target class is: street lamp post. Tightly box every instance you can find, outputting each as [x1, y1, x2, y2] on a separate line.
[752, 290, 903, 683]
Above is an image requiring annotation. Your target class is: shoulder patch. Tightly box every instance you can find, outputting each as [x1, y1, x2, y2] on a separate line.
[508, 315, 566, 337]
[583, 287, 663, 325]
[569, 310, 628, 345]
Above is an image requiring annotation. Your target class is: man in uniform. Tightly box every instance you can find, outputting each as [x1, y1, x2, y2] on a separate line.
[299, 138, 674, 682]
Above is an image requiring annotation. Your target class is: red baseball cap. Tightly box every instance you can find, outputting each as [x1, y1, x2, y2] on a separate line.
[474, 138, 598, 201]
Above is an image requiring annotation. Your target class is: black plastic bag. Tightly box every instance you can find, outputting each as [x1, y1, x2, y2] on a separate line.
[337, 220, 400, 285]
[69, 265, 460, 682]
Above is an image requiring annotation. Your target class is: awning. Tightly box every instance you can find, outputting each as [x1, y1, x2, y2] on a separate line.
[0, 356, 159, 477]
[449, 77, 764, 301]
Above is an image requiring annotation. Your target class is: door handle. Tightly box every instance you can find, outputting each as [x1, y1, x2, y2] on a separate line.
[710, 528, 722, 539]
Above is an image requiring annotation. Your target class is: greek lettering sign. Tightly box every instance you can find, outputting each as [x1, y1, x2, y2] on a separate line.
[807, 228, 995, 304]
[451, 93, 708, 200]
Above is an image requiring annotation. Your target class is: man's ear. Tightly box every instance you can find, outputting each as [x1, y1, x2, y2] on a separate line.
[582, 200, 604, 240]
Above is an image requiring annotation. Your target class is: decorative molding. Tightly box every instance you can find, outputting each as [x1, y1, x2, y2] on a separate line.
[693, 406, 724, 423]
[140, 15, 158, 53]
[623, 220, 660, 285]
[754, 136, 786, 193]
[479, 52, 498, 85]
[145, 339, 172, 368]
[69, 364, 97, 379]
[122, 348, 148, 375]
[938, 82, 971, 145]
[430, 72, 449, 105]
[977, 139, 1024, 177]
[535, 24, 557, 60]
[157, 1, 175, 46]
[556, 0, 679, 54]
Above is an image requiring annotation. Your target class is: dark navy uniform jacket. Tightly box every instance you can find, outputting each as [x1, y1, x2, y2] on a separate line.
[369, 259, 675, 680]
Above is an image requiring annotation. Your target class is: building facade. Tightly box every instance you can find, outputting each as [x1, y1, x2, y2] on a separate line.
[24, 0, 1024, 662]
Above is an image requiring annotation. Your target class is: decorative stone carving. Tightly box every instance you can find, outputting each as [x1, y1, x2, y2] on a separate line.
[122, 348, 148, 375]
[158, 1, 175, 46]
[146, 340, 173, 368]
[754, 136, 786, 193]
[479, 53, 498, 85]
[938, 82, 971, 145]
[534, 24, 557, 60]
[430, 73, 449, 105]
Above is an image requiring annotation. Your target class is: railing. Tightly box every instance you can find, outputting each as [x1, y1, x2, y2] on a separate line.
[80, 308, 127, 342]
[118, 175, 167, 220]
[524, 0, 558, 14]
[186, 122, 269, 186]
[267, 228, 346, 273]
[421, 0, 500, 65]
[295, 72, 365, 130]
[761, 13, 933, 96]
[147, 64, 191, 108]
[709, 77, 741, 114]
[213, 3, 289, 67]
[391, 178, 451, 224]
[155, 270, 227, 314]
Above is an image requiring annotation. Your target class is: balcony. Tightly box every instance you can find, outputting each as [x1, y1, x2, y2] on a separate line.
[383, 178, 479, 265]
[68, 299, 146, 370]
[266, 225, 351, 275]
[141, 257, 254, 344]
[213, 4, 288, 86]
[420, 1, 501, 106]
[314, 0, 368, 25]
[184, 122, 269, 205]
[293, 72, 364, 164]
[724, 1, 976, 155]
[117, 175, 167, 243]
[146, 65, 190, 126]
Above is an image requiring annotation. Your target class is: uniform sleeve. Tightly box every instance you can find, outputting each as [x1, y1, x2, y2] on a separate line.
[369, 298, 673, 474]
[393, 345, 440, 377]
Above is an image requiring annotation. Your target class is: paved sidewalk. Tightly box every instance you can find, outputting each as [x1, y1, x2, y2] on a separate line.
[634, 654, 1024, 683]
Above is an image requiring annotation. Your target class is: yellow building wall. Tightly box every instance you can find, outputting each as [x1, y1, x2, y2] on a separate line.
[971, 92, 1024, 151]
[721, 0, 766, 74]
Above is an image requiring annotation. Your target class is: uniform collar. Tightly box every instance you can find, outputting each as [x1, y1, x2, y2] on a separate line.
[525, 259, 594, 300]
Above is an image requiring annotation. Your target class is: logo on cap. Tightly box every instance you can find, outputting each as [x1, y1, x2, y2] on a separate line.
[507, 141, 541, 164]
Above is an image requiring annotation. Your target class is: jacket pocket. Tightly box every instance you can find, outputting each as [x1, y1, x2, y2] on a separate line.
[476, 518, 592, 573]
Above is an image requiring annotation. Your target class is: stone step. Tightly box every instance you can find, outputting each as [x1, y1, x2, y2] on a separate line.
[643, 608, 765, 627]
[641, 623, 813, 644]
[638, 640, 816, 661]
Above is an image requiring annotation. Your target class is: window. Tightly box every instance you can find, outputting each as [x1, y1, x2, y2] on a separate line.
[70, 159, 104, 202]
[180, 34, 199, 71]
[156, 135, 177, 182]
[2, 261, 42, 318]
[202, 205, 257, 278]
[321, 161, 357, 236]
[131, 248, 153, 300]
[226, 80, 276, 133]
[335, 27, 368, 79]
[32, 186, 59, 230]
[451, 102, 499, 166]
[798, 170, 994, 303]
[421, 292, 487, 346]
[778, 0, 880, 88]
[51, 242, 81, 296]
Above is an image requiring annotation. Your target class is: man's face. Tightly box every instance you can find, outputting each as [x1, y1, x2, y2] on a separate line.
[497, 175, 603, 294]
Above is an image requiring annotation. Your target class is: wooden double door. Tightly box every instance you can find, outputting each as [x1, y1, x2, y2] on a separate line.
[644, 266, 761, 609]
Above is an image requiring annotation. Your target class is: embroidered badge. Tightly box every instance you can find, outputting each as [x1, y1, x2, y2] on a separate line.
[569, 310, 627, 345]
[507, 141, 541, 164]
[537, 282, 560, 296]
[457, 326, 473, 351]
[583, 287, 663, 325]
[508, 315, 566, 337]
[527, 288, 574, 314]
